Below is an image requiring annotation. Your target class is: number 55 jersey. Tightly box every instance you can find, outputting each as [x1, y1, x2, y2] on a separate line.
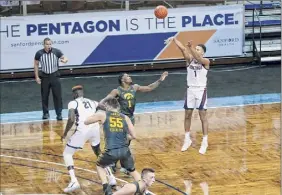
[103, 111, 129, 150]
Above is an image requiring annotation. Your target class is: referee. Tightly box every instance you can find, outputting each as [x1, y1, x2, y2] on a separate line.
[34, 37, 68, 120]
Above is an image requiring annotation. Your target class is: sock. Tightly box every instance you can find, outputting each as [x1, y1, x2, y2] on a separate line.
[185, 132, 190, 140]
[68, 168, 77, 182]
[203, 135, 208, 142]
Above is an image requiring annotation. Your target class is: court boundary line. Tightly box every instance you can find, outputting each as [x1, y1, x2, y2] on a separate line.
[0, 148, 94, 163]
[0, 161, 101, 185]
[135, 101, 281, 114]
[0, 101, 280, 125]
[0, 154, 158, 195]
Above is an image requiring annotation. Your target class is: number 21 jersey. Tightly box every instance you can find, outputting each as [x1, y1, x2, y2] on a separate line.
[68, 97, 98, 131]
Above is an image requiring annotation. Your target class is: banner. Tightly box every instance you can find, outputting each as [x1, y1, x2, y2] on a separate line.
[0, 1, 19, 7]
[0, 5, 244, 71]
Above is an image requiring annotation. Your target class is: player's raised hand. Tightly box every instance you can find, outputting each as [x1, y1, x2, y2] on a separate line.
[164, 37, 174, 45]
[186, 40, 193, 48]
[159, 71, 168, 81]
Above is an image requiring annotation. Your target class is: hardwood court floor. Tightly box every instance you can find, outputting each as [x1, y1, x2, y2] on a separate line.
[0, 103, 280, 195]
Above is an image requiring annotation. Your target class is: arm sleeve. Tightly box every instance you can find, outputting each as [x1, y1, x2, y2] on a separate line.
[54, 48, 64, 58]
[34, 51, 41, 61]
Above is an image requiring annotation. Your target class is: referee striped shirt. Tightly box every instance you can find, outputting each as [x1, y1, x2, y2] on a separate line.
[34, 48, 63, 74]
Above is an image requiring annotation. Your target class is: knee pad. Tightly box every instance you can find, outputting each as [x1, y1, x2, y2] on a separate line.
[63, 152, 74, 167]
[63, 146, 77, 167]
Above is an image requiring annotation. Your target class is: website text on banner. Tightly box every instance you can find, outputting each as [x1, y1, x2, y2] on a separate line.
[0, 5, 244, 71]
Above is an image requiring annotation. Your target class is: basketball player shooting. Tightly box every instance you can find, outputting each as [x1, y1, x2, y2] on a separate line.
[165, 37, 210, 154]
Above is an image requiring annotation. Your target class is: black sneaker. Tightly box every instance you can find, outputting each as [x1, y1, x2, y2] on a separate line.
[56, 115, 62, 121]
[42, 113, 49, 120]
[103, 184, 113, 195]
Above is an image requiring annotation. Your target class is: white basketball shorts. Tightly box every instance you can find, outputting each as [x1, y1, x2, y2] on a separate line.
[183, 87, 207, 110]
[67, 125, 100, 149]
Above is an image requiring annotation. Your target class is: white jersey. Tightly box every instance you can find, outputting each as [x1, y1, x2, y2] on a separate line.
[186, 59, 208, 88]
[68, 97, 99, 131]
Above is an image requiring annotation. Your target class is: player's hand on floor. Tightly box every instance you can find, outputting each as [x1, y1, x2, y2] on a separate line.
[160, 71, 168, 81]
[164, 37, 174, 45]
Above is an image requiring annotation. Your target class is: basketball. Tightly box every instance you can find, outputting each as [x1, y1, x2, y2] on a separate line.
[154, 5, 168, 19]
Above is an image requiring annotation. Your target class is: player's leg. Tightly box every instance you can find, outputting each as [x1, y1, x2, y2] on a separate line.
[182, 88, 195, 151]
[96, 151, 117, 195]
[119, 115, 135, 175]
[41, 76, 51, 119]
[89, 127, 102, 157]
[120, 147, 141, 181]
[50, 73, 63, 119]
[127, 115, 135, 146]
[62, 130, 84, 192]
[63, 146, 81, 192]
[196, 88, 208, 154]
[88, 129, 117, 187]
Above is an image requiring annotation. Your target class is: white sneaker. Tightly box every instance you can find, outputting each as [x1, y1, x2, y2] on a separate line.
[199, 141, 208, 154]
[181, 139, 192, 152]
[63, 180, 80, 193]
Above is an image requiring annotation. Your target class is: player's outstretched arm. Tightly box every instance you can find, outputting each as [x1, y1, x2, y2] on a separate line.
[186, 41, 210, 68]
[113, 183, 137, 195]
[165, 37, 192, 63]
[125, 115, 136, 139]
[133, 71, 168, 92]
[98, 89, 119, 110]
[84, 111, 106, 125]
[61, 108, 75, 142]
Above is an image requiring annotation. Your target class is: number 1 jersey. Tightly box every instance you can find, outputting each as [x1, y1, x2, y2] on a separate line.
[117, 85, 136, 117]
[187, 59, 208, 88]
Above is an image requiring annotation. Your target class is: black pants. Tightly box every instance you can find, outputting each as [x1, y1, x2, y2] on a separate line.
[41, 71, 62, 116]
